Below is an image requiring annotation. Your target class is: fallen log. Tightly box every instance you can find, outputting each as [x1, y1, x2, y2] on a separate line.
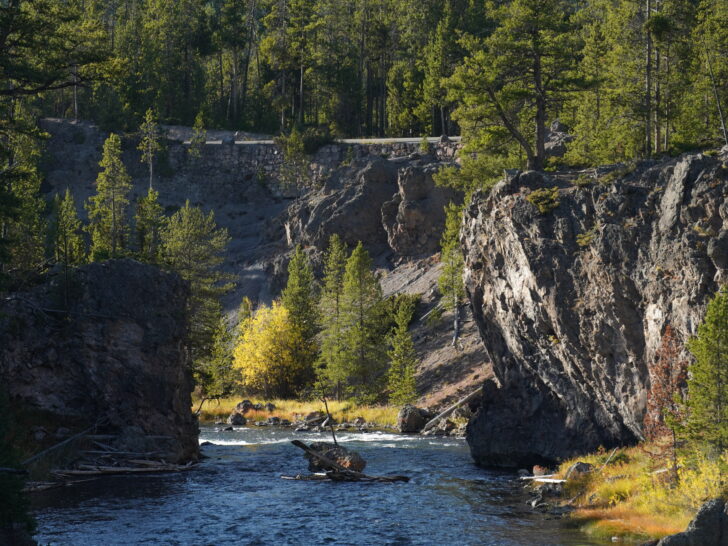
[52, 464, 194, 477]
[289, 440, 409, 483]
[422, 386, 482, 433]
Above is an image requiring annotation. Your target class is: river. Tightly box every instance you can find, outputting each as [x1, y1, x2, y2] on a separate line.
[32, 426, 606, 545]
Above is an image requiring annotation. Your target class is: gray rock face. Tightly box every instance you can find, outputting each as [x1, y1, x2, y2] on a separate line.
[462, 152, 728, 466]
[382, 160, 463, 256]
[657, 499, 728, 546]
[0, 259, 199, 463]
[282, 158, 399, 252]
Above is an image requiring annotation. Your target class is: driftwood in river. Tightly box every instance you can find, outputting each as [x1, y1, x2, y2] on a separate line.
[287, 440, 410, 483]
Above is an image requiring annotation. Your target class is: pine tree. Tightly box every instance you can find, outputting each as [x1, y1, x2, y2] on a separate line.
[3, 120, 45, 276]
[686, 287, 728, 455]
[51, 189, 84, 266]
[138, 108, 161, 190]
[280, 244, 318, 389]
[340, 242, 385, 402]
[318, 234, 349, 398]
[198, 312, 238, 399]
[282, 245, 318, 342]
[161, 201, 233, 367]
[134, 188, 165, 263]
[447, 0, 586, 170]
[188, 111, 207, 159]
[87, 133, 132, 260]
[387, 299, 418, 406]
[438, 203, 465, 345]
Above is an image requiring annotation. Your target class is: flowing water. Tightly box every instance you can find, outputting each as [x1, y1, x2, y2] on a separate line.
[32, 426, 607, 545]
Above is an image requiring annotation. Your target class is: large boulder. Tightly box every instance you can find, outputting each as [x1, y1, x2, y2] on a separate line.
[657, 499, 728, 546]
[0, 259, 199, 463]
[397, 405, 432, 433]
[227, 412, 247, 426]
[304, 441, 367, 473]
[463, 151, 728, 466]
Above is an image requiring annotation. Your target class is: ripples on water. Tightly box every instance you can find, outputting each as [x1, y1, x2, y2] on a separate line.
[32, 427, 606, 545]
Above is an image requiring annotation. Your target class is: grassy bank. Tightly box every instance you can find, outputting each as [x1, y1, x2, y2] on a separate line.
[194, 397, 401, 427]
[553, 439, 727, 541]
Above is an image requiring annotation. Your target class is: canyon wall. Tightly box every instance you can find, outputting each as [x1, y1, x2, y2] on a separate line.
[462, 150, 728, 466]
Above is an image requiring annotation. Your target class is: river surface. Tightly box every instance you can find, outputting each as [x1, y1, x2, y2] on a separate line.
[32, 426, 607, 545]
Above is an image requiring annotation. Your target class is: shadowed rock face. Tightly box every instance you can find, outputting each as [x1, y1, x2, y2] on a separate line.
[0, 260, 199, 463]
[462, 151, 728, 467]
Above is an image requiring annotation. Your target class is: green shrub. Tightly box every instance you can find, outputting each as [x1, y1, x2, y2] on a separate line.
[526, 186, 560, 214]
[577, 224, 599, 247]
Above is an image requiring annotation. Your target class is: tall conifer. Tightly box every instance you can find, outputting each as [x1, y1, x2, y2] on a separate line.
[87, 133, 132, 260]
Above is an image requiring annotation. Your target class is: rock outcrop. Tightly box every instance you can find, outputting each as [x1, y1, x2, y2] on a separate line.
[657, 499, 728, 546]
[0, 260, 199, 463]
[382, 159, 462, 256]
[462, 151, 728, 466]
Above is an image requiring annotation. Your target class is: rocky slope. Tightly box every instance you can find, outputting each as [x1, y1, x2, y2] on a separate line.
[38, 119, 489, 409]
[462, 149, 728, 466]
[0, 260, 199, 463]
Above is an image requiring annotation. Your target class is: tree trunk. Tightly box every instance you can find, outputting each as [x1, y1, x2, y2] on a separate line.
[533, 49, 546, 171]
[705, 42, 728, 147]
[645, 0, 653, 157]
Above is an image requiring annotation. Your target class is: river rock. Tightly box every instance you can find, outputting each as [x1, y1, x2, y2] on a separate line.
[657, 499, 728, 545]
[565, 462, 594, 480]
[353, 417, 366, 426]
[227, 412, 247, 426]
[304, 442, 367, 473]
[235, 400, 254, 414]
[463, 152, 728, 466]
[304, 411, 326, 426]
[0, 259, 199, 463]
[397, 405, 432, 433]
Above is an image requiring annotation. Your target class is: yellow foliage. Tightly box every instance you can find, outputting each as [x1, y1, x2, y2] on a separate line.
[233, 302, 310, 398]
[556, 441, 728, 541]
[193, 396, 400, 426]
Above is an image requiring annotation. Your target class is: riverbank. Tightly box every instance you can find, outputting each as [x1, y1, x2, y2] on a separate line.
[545, 439, 727, 542]
[194, 397, 401, 428]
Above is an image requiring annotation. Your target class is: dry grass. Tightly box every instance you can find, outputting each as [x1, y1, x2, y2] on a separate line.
[194, 397, 400, 427]
[555, 440, 728, 541]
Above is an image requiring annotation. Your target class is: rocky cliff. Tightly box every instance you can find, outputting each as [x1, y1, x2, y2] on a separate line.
[0, 260, 199, 463]
[462, 150, 728, 466]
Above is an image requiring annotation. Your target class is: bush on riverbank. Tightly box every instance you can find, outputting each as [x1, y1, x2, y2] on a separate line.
[557, 439, 728, 541]
[194, 397, 400, 427]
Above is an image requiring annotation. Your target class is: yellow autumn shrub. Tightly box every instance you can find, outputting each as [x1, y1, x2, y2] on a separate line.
[233, 302, 310, 398]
